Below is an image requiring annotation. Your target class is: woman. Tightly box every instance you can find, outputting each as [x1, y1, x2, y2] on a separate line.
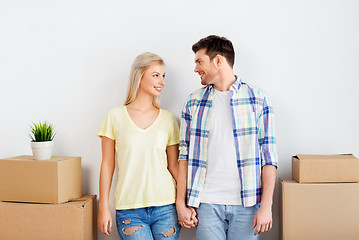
[97, 52, 181, 239]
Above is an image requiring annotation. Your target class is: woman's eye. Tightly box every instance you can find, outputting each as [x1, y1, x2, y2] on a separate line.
[163, 75, 166, 78]
[153, 74, 159, 77]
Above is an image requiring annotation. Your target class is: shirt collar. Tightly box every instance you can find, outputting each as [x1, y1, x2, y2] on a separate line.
[208, 75, 241, 92]
[230, 75, 241, 92]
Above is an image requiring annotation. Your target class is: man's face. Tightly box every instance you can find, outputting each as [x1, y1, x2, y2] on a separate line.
[194, 49, 219, 85]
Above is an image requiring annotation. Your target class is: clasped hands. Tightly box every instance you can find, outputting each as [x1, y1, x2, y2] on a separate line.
[177, 205, 198, 228]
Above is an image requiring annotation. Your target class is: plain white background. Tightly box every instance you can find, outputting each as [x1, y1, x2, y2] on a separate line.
[1, 1, 358, 239]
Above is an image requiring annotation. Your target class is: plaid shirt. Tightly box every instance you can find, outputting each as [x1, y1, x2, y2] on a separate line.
[179, 77, 278, 208]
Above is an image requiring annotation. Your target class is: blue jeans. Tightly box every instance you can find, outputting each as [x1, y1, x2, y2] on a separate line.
[116, 204, 181, 240]
[196, 203, 260, 240]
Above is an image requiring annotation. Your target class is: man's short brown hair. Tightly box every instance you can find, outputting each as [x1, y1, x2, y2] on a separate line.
[192, 35, 235, 68]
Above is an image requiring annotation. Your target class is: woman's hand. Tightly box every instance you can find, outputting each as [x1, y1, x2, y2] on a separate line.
[97, 207, 113, 236]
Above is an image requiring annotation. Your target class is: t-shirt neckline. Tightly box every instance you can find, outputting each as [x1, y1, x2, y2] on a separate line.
[123, 106, 162, 132]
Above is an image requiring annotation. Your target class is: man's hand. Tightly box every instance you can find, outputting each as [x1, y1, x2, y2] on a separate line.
[252, 204, 272, 235]
[189, 207, 198, 225]
[253, 165, 276, 235]
[177, 204, 198, 228]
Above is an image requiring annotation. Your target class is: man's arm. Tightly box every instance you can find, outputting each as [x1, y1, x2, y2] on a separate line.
[253, 93, 278, 235]
[176, 98, 198, 228]
[252, 165, 276, 235]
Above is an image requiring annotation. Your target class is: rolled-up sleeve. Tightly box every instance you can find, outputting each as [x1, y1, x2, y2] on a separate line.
[179, 99, 191, 161]
[258, 95, 278, 168]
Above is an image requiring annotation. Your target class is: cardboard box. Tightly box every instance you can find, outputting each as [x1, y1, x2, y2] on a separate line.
[281, 179, 359, 240]
[0, 155, 81, 203]
[0, 195, 97, 240]
[292, 154, 359, 183]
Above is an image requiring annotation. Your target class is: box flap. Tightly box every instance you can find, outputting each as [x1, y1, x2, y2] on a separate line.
[295, 154, 356, 161]
[69, 195, 96, 207]
[280, 178, 297, 184]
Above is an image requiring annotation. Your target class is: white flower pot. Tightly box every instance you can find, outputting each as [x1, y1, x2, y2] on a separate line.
[30, 141, 54, 160]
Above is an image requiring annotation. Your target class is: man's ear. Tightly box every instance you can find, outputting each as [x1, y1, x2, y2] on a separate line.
[214, 54, 223, 68]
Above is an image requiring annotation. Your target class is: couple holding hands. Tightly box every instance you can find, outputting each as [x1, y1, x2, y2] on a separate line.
[97, 35, 278, 240]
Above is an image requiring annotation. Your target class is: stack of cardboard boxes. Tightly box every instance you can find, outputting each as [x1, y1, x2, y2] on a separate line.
[281, 154, 359, 240]
[0, 155, 97, 240]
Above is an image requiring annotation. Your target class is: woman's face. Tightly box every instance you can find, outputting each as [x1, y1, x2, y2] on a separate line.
[139, 64, 165, 97]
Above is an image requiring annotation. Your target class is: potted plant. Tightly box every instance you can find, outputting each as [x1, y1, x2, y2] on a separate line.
[29, 121, 56, 160]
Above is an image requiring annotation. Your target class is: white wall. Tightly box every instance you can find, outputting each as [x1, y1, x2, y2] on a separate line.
[1, 0, 359, 239]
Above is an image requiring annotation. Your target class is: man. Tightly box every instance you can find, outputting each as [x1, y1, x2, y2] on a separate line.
[176, 35, 278, 240]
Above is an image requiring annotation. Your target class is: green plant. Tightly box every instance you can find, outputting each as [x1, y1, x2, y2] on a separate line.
[29, 121, 56, 142]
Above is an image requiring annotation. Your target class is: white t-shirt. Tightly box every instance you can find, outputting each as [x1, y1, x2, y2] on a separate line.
[200, 89, 242, 205]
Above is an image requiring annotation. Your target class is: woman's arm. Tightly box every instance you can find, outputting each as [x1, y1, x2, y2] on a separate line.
[98, 137, 116, 236]
[168, 144, 197, 228]
[166, 144, 179, 182]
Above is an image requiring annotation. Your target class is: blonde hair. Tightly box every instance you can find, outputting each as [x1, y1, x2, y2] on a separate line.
[124, 52, 164, 108]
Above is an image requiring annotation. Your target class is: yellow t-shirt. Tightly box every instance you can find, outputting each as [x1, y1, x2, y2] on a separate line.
[98, 106, 180, 210]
